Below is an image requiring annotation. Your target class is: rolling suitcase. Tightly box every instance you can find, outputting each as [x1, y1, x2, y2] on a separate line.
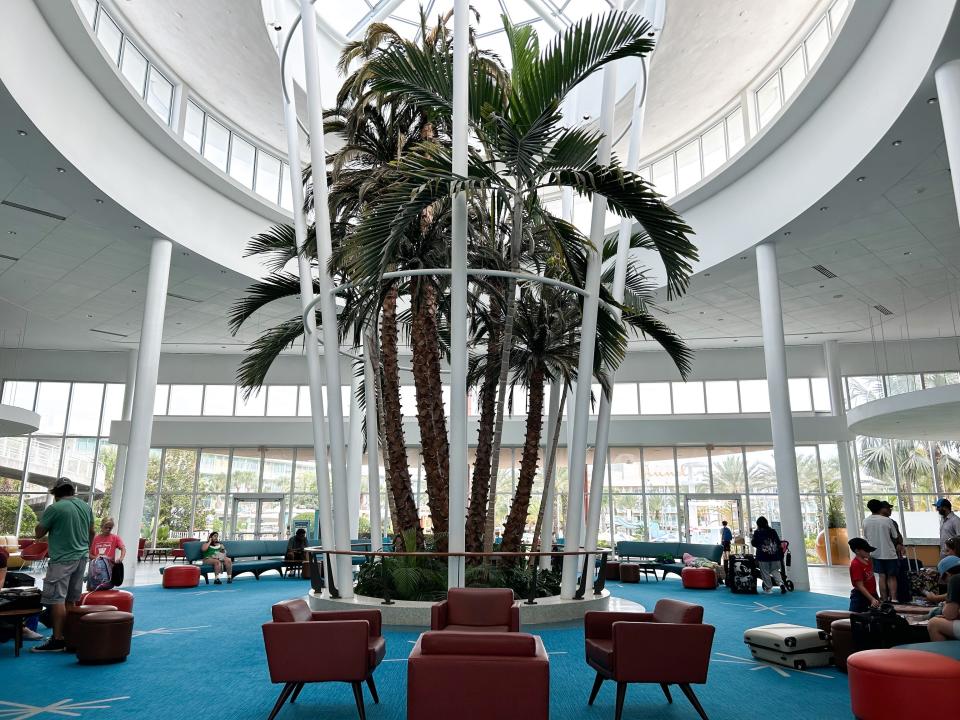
[727, 553, 758, 594]
[744, 623, 833, 670]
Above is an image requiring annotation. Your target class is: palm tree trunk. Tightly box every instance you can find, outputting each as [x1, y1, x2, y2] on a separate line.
[500, 367, 545, 553]
[531, 384, 567, 555]
[410, 279, 450, 548]
[465, 329, 501, 553]
[380, 287, 423, 550]
[367, 325, 396, 536]
[483, 185, 523, 552]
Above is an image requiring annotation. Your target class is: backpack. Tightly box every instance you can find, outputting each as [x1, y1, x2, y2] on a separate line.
[86, 556, 113, 591]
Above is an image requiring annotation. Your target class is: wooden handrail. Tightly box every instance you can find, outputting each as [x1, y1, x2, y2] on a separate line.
[304, 547, 610, 558]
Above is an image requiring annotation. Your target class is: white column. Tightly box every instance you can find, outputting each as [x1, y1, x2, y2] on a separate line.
[935, 60, 960, 218]
[116, 237, 170, 586]
[301, 0, 353, 596]
[110, 349, 137, 519]
[447, 0, 469, 587]
[539, 381, 562, 570]
[363, 333, 382, 551]
[561, 1, 622, 597]
[347, 372, 363, 539]
[825, 340, 860, 541]
[756, 242, 809, 590]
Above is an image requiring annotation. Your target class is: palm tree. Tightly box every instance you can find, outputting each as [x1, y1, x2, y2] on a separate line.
[358, 11, 697, 550]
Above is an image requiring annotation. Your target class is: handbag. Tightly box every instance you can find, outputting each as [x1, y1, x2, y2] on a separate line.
[111, 559, 125, 587]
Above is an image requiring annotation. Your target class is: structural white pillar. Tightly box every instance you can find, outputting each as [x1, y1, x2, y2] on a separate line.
[301, 0, 353, 596]
[935, 60, 960, 219]
[561, 3, 622, 598]
[110, 349, 137, 519]
[363, 333, 382, 551]
[825, 339, 861, 543]
[116, 237, 170, 586]
[347, 372, 363, 539]
[539, 381, 562, 570]
[756, 242, 809, 590]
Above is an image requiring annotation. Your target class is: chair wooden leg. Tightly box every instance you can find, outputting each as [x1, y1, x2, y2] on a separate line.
[679, 683, 709, 720]
[615, 682, 627, 720]
[267, 683, 295, 720]
[290, 683, 304, 703]
[365, 675, 380, 704]
[588, 673, 604, 705]
[351, 681, 367, 720]
[660, 683, 672, 704]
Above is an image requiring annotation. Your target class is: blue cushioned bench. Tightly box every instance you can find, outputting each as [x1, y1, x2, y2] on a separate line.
[615, 540, 723, 580]
[160, 539, 317, 584]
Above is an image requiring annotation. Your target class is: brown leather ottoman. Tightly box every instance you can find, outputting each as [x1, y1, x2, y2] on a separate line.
[64, 604, 118, 652]
[831, 619, 854, 673]
[605, 561, 621, 580]
[619, 563, 640, 583]
[75, 610, 134, 664]
[816, 610, 852, 638]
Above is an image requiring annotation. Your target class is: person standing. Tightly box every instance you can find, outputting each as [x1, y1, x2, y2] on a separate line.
[934, 499, 960, 557]
[87, 518, 126, 591]
[847, 537, 881, 612]
[720, 520, 733, 564]
[31, 478, 95, 653]
[751, 517, 785, 594]
[862, 499, 899, 603]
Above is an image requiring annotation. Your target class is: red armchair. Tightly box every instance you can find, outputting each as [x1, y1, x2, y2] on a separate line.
[408, 631, 549, 719]
[262, 599, 385, 720]
[136, 538, 145, 562]
[584, 599, 715, 720]
[20, 541, 48, 571]
[171, 537, 199, 563]
[431, 587, 520, 632]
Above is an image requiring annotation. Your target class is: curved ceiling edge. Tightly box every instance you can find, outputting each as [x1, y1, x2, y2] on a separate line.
[847, 385, 960, 440]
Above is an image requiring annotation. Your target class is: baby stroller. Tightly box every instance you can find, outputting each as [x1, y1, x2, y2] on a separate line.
[776, 540, 795, 592]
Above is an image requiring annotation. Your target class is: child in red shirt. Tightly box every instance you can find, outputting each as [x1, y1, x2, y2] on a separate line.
[848, 537, 881, 612]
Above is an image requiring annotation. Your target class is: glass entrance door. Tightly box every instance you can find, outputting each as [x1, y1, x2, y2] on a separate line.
[684, 494, 743, 545]
[229, 493, 286, 540]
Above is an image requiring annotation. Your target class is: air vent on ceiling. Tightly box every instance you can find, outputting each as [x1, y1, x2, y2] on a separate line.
[0, 200, 67, 221]
[811, 264, 837, 279]
[167, 292, 202, 303]
[873, 304, 894, 316]
[0, 253, 19, 262]
[89, 328, 128, 338]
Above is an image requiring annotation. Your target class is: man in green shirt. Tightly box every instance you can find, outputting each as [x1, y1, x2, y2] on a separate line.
[31, 477, 95, 653]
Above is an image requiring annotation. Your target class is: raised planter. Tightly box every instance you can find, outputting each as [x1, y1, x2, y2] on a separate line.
[816, 527, 849, 564]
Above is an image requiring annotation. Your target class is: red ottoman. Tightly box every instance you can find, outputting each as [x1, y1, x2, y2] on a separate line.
[619, 564, 640, 583]
[681, 566, 717, 589]
[849, 649, 960, 718]
[605, 561, 621, 581]
[65, 604, 118, 652]
[162, 564, 200, 588]
[75, 611, 134, 664]
[815, 610, 851, 638]
[80, 589, 134, 613]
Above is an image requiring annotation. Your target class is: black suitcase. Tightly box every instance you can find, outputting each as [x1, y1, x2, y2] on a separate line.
[0, 586, 41, 613]
[850, 603, 911, 650]
[727, 553, 758, 594]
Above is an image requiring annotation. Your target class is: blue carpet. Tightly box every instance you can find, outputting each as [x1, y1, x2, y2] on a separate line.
[0, 574, 853, 719]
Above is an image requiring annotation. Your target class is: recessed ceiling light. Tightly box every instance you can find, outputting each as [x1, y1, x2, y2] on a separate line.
[718, 318, 724, 321]
[740, 256, 747, 260]
[891, 139, 902, 146]
[16, 130, 27, 137]
[927, 97, 938, 105]
[699, 311, 705, 315]
[903, 250, 911, 255]
[803, 336, 809, 340]
[784, 231, 791, 236]
[182, 251, 189, 256]
[833, 294, 843, 299]
[819, 285, 825, 289]
[131, 289, 137, 293]
[856, 176, 866, 182]
[221, 345, 227, 349]
[733, 339, 738, 343]
[819, 206, 829, 212]
[7, 231, 15, 236]
[86, 314, 93, 319]
[95, 198, 103, 204]
[704, 273, 711, 277]
[133, 225, 141, 230]
[176, 322, 183, 325]
[55, 167, 66, 174]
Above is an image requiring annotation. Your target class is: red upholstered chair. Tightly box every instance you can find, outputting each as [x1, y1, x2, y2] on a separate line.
[262, 599, 385, 720]
[407, 631, 549, 720]
[171, 537, 199, 563]
[848, 649, 960, 718]
[137, 538, 146, 562]
[431, 588, 520, 632]
[584, 599, 714, 720]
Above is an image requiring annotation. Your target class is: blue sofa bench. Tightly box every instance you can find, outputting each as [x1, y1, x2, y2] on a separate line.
[615, 540, 723, 580]
[160, 539, 318, 584]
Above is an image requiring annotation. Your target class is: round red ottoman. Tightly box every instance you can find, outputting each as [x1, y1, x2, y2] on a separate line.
[605, 561, 621, 581]
[162, 564, 200, 588]
[75, 611, 134, 664]
[65, 604, 117, 652]
[849, 650, 960, 718]
[815, 610, 851, 638]
[619, 563, 640, 583]
[681, 566, 717, 589]
[80, 589, 134, 613]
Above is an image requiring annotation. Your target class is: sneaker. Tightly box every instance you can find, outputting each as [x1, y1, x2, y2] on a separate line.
[214, 578, 222, 585]
[227, 578, 232, 584]
[781, 585, 788, 595]
[22, 628, 45, 641]
[30, 638, 66, 653]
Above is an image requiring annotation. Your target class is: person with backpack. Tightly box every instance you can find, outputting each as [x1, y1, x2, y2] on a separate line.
[720, 520, 734, 564]
[87, 518, 125, 591]
[751, 517, 785, 594]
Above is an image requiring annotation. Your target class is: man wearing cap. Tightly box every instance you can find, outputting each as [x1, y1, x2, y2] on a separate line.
[30, 477, 95, 653]
[927, 555, 960, 641]
[934, 498, 960, 557]
[863, 498, 900, 602]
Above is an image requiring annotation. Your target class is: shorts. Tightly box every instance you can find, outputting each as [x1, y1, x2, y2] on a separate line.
[871, 558, 898, 576]
[41, 558, 87, 604]
[722, 541, 731, 551]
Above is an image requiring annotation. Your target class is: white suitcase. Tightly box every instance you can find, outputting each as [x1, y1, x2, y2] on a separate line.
[744, 624, 834, 670]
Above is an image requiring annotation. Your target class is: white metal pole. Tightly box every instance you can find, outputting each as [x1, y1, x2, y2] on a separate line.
[756, 242, 810, 590]
[116, 237, 170, 587]
[300, 0, 354, 596]
[447, 0, 469, 588]
[825, 339, 860, 542]
[110, 348, 137, 519]
[585, 59, 647, 561]
[539, 380, 562, 570]
[561, 1, 622, 598]
[347, 371, 363, 539]
[935, 60, 960, 219]
[363, 333, 382, 551]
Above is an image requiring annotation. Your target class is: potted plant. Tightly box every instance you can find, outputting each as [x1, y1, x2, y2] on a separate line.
[815, 496, 849, 563]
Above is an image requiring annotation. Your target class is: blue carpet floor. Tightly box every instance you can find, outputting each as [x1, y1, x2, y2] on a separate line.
[0, 575, 853, 720]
